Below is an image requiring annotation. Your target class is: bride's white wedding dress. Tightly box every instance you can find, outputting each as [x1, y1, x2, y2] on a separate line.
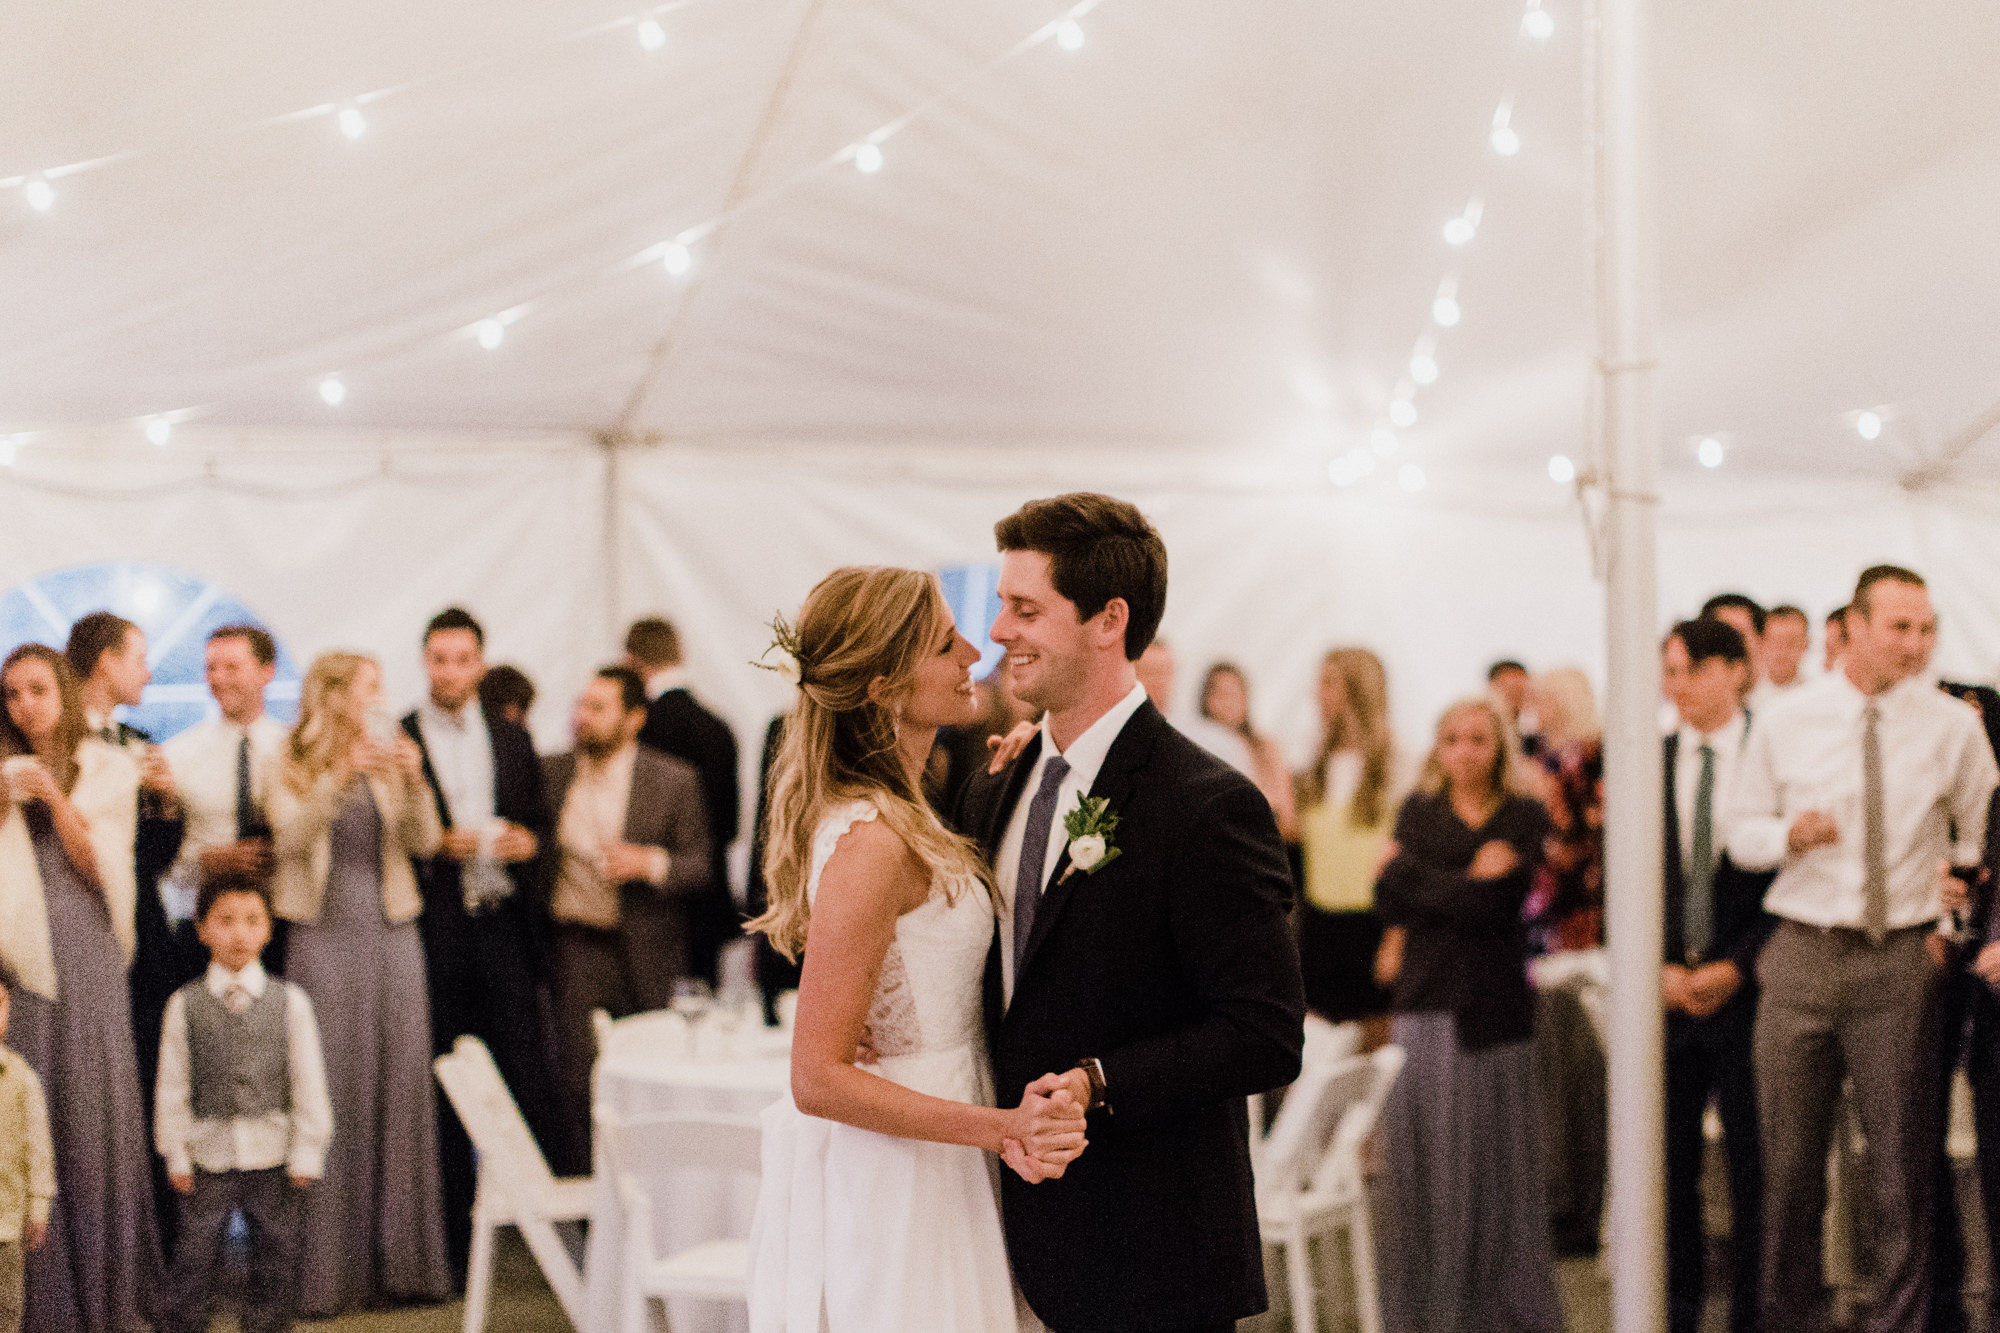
[748, 798, 1019, 1333]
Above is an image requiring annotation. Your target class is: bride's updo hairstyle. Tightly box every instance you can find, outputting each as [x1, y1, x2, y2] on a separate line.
[747, 566, 989, 960]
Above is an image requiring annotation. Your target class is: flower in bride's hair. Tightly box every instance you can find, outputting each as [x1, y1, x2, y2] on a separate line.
[752, 612, 806, 685]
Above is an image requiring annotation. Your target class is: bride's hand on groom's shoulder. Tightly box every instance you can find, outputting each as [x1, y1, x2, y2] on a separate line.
[1000, 1078, 1089, 1182]
[985, 721, 1039, 774]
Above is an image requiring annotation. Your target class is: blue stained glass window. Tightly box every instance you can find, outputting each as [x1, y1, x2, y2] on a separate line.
[938, 562, 1004, 680]
[0, 562, 302, 742]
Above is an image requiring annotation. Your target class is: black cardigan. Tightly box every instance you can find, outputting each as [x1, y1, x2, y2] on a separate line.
[1376, 790, 1548, 1051]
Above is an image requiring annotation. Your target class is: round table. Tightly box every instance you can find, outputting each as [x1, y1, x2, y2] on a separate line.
[580, 1022, 791, 1333]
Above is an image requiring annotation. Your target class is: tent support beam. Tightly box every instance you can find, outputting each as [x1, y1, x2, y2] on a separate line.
[1594, 0, 1666, 1328]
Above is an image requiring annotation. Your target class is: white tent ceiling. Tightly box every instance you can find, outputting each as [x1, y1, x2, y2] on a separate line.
[7, 0, 2000, 487]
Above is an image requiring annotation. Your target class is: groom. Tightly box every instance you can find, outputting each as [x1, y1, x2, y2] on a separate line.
[956, 493, 1306, 1333]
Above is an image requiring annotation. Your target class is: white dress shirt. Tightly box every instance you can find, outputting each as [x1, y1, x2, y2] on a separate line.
[1727, 671, 1998, 930]
[160, 715, 289, 922]
[413, 698, 496, 830]
[995, 683, 1149, 1005]
[1673, 711, 1749, 864]
[154, 961, 334, 1179]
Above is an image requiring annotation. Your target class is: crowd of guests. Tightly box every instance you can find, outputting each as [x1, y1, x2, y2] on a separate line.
[2, 561, 1999, 1333]
[0, 608, 738, 1332]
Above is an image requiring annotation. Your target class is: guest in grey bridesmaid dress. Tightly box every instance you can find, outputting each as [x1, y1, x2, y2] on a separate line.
[268, 651, 450, 1316]
[1, 644, 164, 1333]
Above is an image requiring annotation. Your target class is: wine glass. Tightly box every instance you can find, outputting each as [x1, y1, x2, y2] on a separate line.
[670, 978, 714, 1024]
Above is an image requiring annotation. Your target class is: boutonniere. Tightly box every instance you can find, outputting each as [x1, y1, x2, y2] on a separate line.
[1059, 794, 1123, 883]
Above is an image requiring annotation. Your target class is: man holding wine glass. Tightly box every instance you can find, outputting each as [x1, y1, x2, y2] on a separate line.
[542, 665, 715, 1157]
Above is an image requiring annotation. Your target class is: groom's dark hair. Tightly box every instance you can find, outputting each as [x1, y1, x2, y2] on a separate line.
[995, 493, 1167, 661]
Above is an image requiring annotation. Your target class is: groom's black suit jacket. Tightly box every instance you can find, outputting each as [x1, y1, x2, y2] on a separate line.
[955, 699, 1305, 1333]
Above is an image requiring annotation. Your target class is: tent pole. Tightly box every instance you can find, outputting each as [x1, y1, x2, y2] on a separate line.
[1595, 0, 1665, 1327]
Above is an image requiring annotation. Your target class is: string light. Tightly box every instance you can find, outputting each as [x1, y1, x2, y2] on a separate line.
[1696, 435, 1725, 467]
[0, 437, 16, 468]
[1388, 397, 1418, 429]
[1442, 198, 1483, 246]
[1370, 428, 1399, 457]
[1397, 464, 1428, 493]
[1409, 350, 1439, 385]
[1855, 410, 1882, 440]
[1522, 0, 1555, 41]
[1431, 279, 1462, 328]
[0, 0, 1127, 422]
[145, 418, 173, 447]
[1490, 103, 1521, 156]
[1548, 454, 1575, 483]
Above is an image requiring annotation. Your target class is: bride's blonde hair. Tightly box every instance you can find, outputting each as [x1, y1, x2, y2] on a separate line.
[747, 567, 990, 960]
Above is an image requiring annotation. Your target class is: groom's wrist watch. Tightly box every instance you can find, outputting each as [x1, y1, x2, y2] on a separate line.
[1074, 1058, 1110, 1114]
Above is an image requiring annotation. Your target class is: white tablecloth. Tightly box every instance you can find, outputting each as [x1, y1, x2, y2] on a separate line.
[580, 1025, 791, 1333]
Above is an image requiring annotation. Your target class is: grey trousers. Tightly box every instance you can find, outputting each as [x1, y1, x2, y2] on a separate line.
[1754, 920, 1944, 1333]
[0, 1239, 20, 1333]
[551, 923, 678, 1159]
[159, 1167, 304, 1333]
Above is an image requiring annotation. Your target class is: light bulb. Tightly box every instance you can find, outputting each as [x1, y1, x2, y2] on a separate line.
[1397, 464, 1428, 493]
[661, 241, 692, 276]
[1491, 124, 1521, 156]
[854, 143, 884, 174]
[1432, 296, 1461, 327]
[1548, 453, 1575, 484]
[637, 18, 667, 51]
[1443, 216, 1475, 246]
[1388, 398, 1418, 429]
[145, 418, 172, 447]
[1696, 436, 1725, 467]
[477, 320, 505, 351]
[338, 105, 367, 141]
[1855, 411, 1882, 440]
[1370, 428, 1399, 457]
[319, 376, 346, 406]
[1055, 19, 1084, 51]
[24, 176, 54, 212]
[1409, 353, 1439, 385]
[1522, 5, 1555, 40]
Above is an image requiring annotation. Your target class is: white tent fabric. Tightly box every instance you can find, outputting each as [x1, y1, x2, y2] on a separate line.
[5, 0, 2000, 484]
[5, 438, 1995, 768]
[6, 0, 2000, 842]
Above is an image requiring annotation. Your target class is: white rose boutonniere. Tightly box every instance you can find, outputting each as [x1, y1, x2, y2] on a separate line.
[1059, 795, 1122, 884]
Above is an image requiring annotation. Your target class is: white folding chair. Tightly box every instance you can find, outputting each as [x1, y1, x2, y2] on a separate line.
[1251, 1016, 1362, 1173]
[1257, 1044, 1406, 1333]
[595, 1104, 762, 1333]
[433, 1036, 595, 1333]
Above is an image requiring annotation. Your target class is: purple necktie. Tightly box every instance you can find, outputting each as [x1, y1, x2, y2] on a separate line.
[1013, 756, 1072, 971]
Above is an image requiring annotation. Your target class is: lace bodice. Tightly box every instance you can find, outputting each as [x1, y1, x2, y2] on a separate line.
[808, 799, 993, 1072]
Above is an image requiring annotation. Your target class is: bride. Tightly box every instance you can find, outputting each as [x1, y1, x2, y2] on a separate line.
[745, 566, 1087, 1333]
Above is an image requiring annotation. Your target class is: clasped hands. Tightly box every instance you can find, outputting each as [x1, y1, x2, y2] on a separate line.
[999, 1069, 1091, 1185]
[439, 822, 539, 864]
[1661, 960, 1743, 1018]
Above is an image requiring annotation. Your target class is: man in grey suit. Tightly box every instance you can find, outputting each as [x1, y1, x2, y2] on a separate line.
[541, 666, 711, 1146]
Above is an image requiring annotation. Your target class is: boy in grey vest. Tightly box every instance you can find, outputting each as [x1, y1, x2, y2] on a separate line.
[154, 870, 332, 1333]
[0, 980, 54, 1333]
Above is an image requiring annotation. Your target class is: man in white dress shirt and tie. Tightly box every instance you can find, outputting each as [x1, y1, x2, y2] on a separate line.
[1728, 564, 1999, 1333]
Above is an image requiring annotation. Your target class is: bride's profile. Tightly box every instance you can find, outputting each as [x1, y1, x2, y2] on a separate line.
[745, 565, 1086, 1333]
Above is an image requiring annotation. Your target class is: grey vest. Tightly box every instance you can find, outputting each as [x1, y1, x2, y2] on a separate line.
[182, 978, 292, 1121]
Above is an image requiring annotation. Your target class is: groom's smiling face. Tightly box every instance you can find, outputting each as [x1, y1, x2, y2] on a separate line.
[993, 550, 1093, 712]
